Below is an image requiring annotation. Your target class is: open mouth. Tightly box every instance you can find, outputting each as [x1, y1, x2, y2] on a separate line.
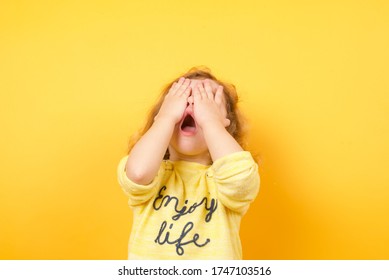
[180, 113, 197, 134]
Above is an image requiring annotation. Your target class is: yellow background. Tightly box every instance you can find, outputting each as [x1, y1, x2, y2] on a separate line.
[1, 0, 388, 259]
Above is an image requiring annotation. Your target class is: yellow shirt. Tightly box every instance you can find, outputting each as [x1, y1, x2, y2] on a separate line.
[117, 151, 260, 259]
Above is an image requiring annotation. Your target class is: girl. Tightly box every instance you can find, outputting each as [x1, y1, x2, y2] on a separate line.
[117, 67, 259, 259]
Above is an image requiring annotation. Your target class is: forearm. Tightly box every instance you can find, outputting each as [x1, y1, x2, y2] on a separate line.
[126, 118, 175, 185]
[202, 121, 243, 162]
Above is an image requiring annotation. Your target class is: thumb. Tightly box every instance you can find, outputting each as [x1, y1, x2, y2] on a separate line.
[214, 86, 223, 104]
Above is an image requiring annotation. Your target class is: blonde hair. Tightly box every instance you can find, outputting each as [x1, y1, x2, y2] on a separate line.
[127, 66, 249, 160]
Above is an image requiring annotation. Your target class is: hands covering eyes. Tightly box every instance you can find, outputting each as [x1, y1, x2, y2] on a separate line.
[154, 78, 230, 128]
[192, 79, 231, 128]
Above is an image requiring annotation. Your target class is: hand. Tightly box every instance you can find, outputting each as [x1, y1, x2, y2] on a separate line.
[154, 77, 191, 124]
[193, 80, 230, 129]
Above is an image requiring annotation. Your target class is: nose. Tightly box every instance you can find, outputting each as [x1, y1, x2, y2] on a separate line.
[187, 95, 194, 105]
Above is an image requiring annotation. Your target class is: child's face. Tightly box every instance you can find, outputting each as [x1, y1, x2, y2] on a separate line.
[168, 79, 224, 165]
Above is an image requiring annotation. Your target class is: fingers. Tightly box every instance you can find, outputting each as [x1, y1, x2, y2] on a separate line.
[176, 78, 191, 96]
[167, 82, 177, 96]
[181, 86, 191, 99]
[189, 79, 200, 92]
[168, 77, 184, 95]
[168, 77, 191, 96]
[215, 85, 228, 119]
[214, 85, 224, 105]
[176, 77, 185, 89]
[197, 83, 207, 100]
[193, 82, 201, 102]
[203, 80, 214, 99]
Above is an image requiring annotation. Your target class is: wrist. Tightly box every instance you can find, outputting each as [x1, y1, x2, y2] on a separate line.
[200, 119, 226, 131]
[153, 115, 177, 127]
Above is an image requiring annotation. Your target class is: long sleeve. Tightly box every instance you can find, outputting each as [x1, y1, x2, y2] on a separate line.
[118, 152, 258, 259]
[210, 151, 260, 215]
[117, 155, 165, 207]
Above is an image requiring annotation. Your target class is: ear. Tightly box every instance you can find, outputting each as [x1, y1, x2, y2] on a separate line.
[224, 118, 231, 127]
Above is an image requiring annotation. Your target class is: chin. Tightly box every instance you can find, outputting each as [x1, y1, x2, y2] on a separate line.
[175, 145, 208, 156]
[169, 140, 208, 157]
